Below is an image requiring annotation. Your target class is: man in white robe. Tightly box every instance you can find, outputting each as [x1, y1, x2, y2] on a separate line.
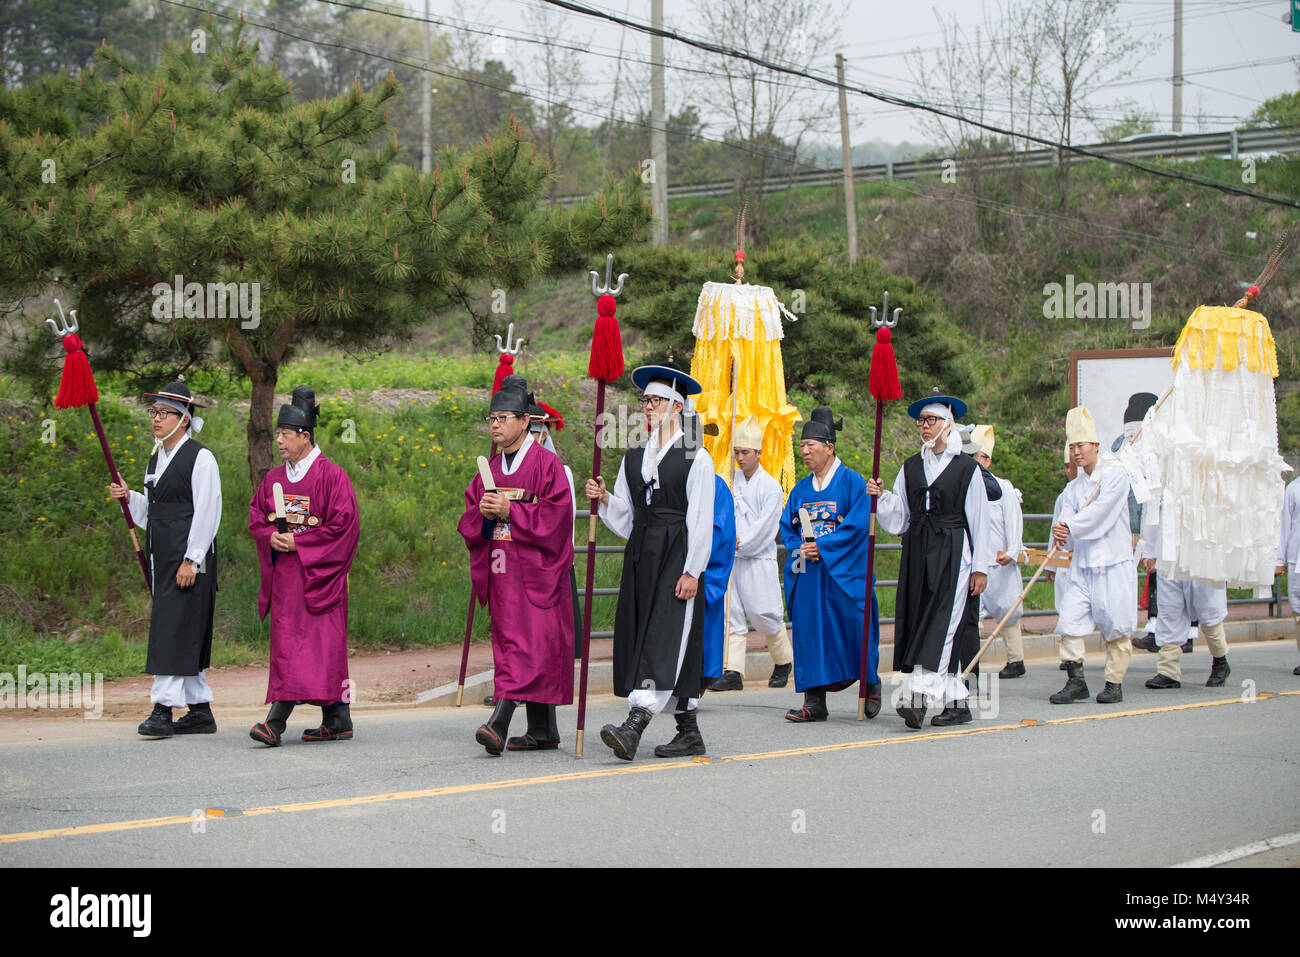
[710, 415, 792, 691]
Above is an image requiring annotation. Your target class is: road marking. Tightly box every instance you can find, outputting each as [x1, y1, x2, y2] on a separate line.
[1, 690, 1295, 845]
[1171, 830, 1300, 868]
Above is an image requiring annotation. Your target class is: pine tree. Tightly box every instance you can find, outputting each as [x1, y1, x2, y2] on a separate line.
[0, 20, 649, 482]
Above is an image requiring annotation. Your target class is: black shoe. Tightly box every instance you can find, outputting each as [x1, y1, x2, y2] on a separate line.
[1145, 673, 1181, 689]
[1132, 633, 1158, 653]
[998, 660, 1026, 679]
[137, 704, 174, 738]
[1096, 682, 1123, 703]
[930, 702, 973, 727]
[475, 699, 517, 756]
[653, 711, 706, 757]
[173, 702, 217, 735]
[863, 683, 882, 719]
[895, 698, 927, 730]
[508, 702, 560, 750]
[1293, 663, 1299, 676]
[1050, 661, 1089, 704]
[785, 688, 828, 722]
[250, 701, 297, 747]
[768, 663, 792, 688]
[1181, 638, 1194, 654]
[1206, 656, 1230, 687]
[600, 707, 653, 761]
[709, 670, 744, 692]
[303, 702, 354, 742]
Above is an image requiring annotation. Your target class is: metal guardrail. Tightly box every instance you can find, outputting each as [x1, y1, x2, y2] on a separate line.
[576, 511, 1281, 635]
[552, 127, 1300, 205]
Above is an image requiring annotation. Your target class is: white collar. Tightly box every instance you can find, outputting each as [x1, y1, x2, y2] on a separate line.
[812, 456, 841, 491]
[286, 444, 322, 483]
[500, 433, 534, 476]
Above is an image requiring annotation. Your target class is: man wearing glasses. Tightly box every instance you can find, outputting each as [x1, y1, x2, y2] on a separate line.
[867, 392, 991, 729]
[585, 362, 715, 760]
[109, 378, 222, 738]
[459, 378, 575, 754]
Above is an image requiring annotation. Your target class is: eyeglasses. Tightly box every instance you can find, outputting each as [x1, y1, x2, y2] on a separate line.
[640, 395, 669, 408]
[147, 408, 179, 419]
[916, 415, 944, 427]
[485, 414, 520, 425]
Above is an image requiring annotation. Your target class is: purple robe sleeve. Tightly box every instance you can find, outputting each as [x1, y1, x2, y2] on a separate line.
[502, 453, 575, 610]
[458, 474, 491, 609]
[249, 474, 277, 620]
[294, 462, 360, 617]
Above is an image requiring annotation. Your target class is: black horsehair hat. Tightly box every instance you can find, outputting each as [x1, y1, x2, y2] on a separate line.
[276, 386, 319, 433]
[800, 406, 842, 444]
[490, 374, 529, 415]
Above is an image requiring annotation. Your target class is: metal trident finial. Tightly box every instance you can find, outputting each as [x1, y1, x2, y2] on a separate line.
[869, 290, 901, 329]
[45, 298, 78, 338]
[494, 321, 525, 356]
[589, 254, 628, 298]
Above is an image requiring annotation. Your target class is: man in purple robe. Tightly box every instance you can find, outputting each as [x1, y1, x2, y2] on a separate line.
[248, 386, 360, 747]
[459, 377, 576, 755]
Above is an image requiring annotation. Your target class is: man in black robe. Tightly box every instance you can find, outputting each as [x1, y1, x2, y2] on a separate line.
[109, 378, 222, 737]
[867, 392, 991, 729]
[585, 362, 715, 760]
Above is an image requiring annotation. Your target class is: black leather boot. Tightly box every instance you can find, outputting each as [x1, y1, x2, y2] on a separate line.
[1205, 656, 1230, 688]
[896, 692, 927, 729]
[174, 701, 217, 734]
[1145, 673, 1181, 689]
[709, 670, 744, 691]
[508, 702, 560, 751]
[250, 701, 296, 747]
[600, 707, 653, 761]
[653, 710, 706, 757]
[1096, 681, 1123, 703]
[785, 687, 828, 722]
[931, 700, 973, 726]
[1050, 661, 1089, 704]
[863, 682, 882, 719]
[138, 704, 174, 738]
[998, 660, 1026, 679]
[475, 699, 517, 756]
[768, 662, 792, 688]
[304, 702, 354, 742]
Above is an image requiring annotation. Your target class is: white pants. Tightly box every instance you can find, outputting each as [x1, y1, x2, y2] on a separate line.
[1057, 562, 1137, 641]
[150, 671, 213, 708]
[725, 558, 787, 673]
[981, 561, 1024, 624]
[1153, 578, 1226, 647]
[628, 596, 697, 715]
[909, 546, 972, 706]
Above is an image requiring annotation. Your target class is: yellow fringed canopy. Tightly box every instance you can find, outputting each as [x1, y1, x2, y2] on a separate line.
[689, 281, 802, 494]
[1172, 304, 1279, 377]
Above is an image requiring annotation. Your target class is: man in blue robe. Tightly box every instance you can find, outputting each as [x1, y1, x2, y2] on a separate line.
[779, 406, 881, 721]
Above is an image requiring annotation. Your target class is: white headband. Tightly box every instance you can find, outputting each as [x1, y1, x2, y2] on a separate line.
[920, 402, 952, 420]
[644, 380, 685, 406]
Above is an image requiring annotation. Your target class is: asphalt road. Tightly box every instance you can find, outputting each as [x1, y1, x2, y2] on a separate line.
[1, 641, 1297, 868]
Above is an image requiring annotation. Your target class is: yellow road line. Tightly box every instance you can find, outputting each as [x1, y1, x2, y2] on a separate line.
[2, 690, 1295, 845]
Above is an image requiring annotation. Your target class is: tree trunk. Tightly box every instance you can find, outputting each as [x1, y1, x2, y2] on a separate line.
[247, 362, 279, 487]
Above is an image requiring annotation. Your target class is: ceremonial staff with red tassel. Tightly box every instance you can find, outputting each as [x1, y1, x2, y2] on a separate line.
[454, 323, 527, 708]
[575, 255, 626, 757]
[46, 300, 152, 592]
[858, 294, 902, 720]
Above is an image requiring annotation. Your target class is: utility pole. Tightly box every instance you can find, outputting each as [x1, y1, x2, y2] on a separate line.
[422, 0, 433, 173]
[1172, 0, 1183, 133]
[836, 53, 858, 264]
[650, 0, 668, 246]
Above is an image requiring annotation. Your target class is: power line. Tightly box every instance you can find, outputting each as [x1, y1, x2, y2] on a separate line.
[537, 0, 1300, 210]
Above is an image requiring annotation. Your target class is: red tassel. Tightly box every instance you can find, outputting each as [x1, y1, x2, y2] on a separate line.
[588, 294, 624, 383]
[538, 401, 565, 431]
[491, 353, 514, 393]
[868, 328, 902, 403]
[53, 334, 99, 409]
